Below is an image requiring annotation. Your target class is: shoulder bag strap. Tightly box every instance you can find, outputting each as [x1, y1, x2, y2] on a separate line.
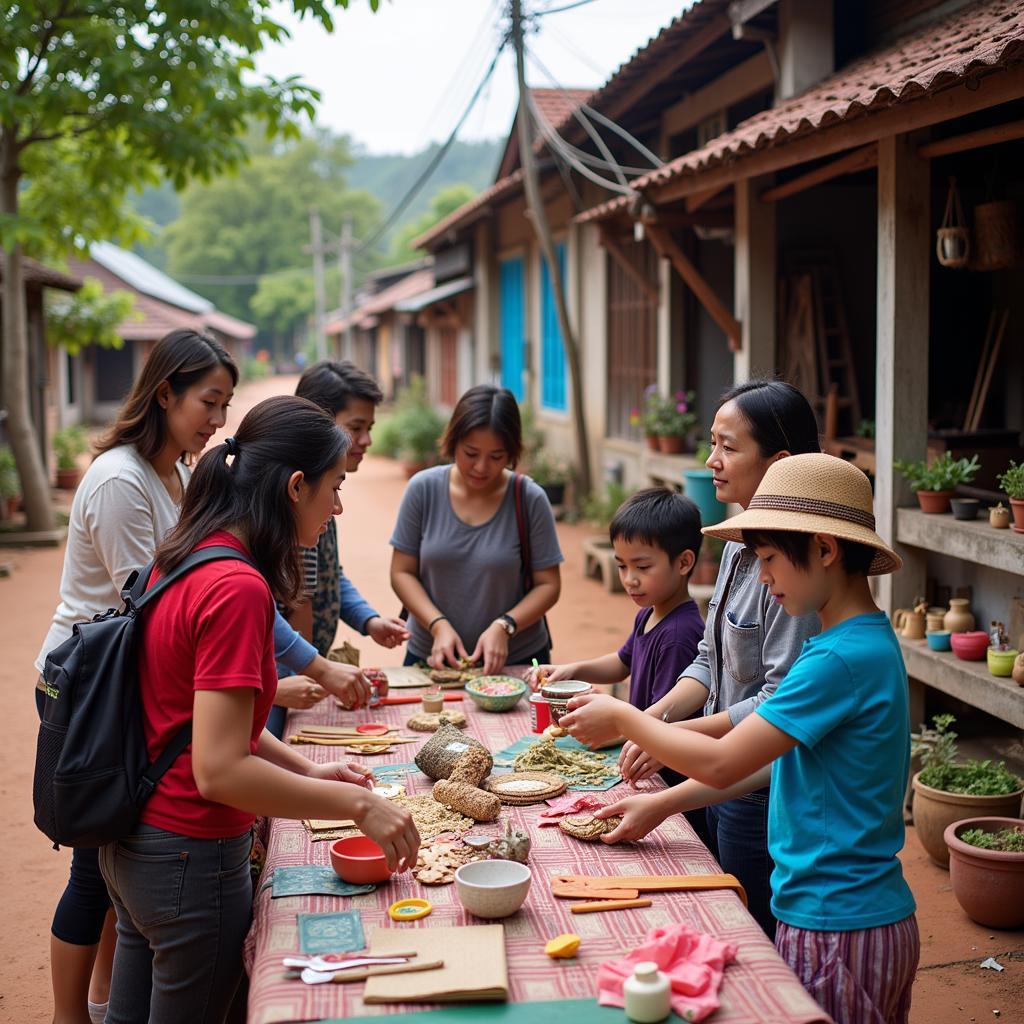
[131, 546, 255, 611]
[513, 474, 553, 652]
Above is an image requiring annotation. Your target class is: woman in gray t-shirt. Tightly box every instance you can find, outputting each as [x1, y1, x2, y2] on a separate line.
[390, 386, 563, 673]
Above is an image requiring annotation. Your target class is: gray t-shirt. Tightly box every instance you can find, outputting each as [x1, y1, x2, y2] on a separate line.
[390, 465, 563, 663]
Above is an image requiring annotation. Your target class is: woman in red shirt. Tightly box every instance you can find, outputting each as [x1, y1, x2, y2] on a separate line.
[98, 395, 419, 1023]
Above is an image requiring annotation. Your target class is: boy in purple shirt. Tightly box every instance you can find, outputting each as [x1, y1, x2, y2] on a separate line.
[530, 488, 708, 843]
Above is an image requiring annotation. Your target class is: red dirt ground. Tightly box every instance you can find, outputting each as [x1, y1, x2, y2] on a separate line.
[0, 374, 1020, 1022]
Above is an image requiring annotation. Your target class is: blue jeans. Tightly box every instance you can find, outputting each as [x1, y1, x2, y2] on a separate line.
[706, 789, 776, 940]
[99, 825, 253, 1024]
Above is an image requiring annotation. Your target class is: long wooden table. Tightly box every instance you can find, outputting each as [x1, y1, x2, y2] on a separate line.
[243, 672, 831, 1024]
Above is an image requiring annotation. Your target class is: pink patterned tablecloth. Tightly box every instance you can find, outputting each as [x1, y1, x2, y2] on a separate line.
[245, 671, 831, 1024]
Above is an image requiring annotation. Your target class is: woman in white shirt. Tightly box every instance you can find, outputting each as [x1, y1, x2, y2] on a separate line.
[36, 329, 237, 1024]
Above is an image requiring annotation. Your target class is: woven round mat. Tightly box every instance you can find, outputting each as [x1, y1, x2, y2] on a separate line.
[484, 771, 566, 805]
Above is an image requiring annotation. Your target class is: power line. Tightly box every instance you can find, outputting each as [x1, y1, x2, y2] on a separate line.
[538, 0, 602, 15]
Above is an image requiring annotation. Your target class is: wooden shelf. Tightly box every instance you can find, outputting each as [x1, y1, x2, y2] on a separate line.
[898, 636, 1024, 729]
[896, 507, 1024, 577]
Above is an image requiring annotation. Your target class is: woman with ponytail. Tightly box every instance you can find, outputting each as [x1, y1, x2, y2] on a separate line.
[98, 396, 419, 1023]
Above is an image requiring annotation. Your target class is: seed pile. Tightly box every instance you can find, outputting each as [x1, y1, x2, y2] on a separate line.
[391, 794, 474, 840]
[512, 738, 618, 786]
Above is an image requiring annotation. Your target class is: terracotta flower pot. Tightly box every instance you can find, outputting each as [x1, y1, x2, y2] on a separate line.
[944, 817, 1024, 929]
[657, 435, 686, 455]
[645, 435, 659, 451]
[916, 489, 953, 514]
[911, 773, 1024, 867]
[1010, 498, 1024, 534]
[56, 467, 81, 490]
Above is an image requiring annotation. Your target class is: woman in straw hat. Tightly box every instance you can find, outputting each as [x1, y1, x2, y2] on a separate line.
[562, 453, 919, 1024]
[615, 379, 822, 939]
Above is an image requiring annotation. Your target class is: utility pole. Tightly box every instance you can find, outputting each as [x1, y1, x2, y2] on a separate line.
[339, 216, 355, 362]
[511, 0, 592, 499]
[309, 208, 328, 361]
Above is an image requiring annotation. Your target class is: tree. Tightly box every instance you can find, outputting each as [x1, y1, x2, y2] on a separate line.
[162, 128, 382, 350]
[390, 183, 477, 265]
[1, 1, 375, 532]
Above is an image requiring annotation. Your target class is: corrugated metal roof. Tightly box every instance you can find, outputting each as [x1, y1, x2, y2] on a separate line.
[89, 241, 214, 314]
[636, 0, 1024, 195]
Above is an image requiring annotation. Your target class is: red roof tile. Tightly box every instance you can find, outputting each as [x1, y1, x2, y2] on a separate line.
[531, 87, 594, 130]
[636, 0, 1024, 195]
[325, 268, 435, 334]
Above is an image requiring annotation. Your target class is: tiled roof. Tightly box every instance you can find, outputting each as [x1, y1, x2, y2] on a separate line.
[325, 268, 435, 334]
[532, 87, 594, 130]
[635, 0, 1024, 195]
[413, 170, 524, 251]
[0, 252, 82, 292]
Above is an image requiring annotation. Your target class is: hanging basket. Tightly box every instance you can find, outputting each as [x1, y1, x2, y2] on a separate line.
[972, 199, 1020, 271]
[936, 178, 970, 268]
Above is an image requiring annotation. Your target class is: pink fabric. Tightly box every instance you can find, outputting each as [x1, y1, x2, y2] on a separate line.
[538, 792, 603, 824]
[597, 924, 738, 1022]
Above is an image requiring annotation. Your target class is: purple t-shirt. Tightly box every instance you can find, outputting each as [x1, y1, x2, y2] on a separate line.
[618, 600, 705, 711]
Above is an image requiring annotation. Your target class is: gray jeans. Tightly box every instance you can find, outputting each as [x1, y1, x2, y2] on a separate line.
[98, 825, 253, 1024]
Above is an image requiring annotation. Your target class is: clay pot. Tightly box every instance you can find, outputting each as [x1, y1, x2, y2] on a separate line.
[657, 435, 686, 455]
[1011, 498, 1024, 535]
[926, 611, 946, 633]
[895, 607, 926, 640]
[916, 489, 953, 514]
[990, 504, 1010, 529]
[1013, 653, 1024, 687]
[645, 435, 659, 451]
[912, 773, 1024, 867]
[944, 817, 1024, 929]
[943, 598, 975, 633]
[55, 467, 81, 490]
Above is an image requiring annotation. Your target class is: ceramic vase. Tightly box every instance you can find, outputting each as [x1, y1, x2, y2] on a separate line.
[990, 504, 1010, 529]
[943, 598, 975, 634]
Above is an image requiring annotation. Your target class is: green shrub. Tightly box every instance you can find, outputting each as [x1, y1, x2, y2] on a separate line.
[895, 453, 979, 492]
[0, 446, 19, 499]
[959, 826, 1024, 852]
[918, 714, 1022, 796]
[582, 481, 633, 530]
[372, 412, 403, 459]
[52, 425, 90, 470]
[242, 357, 269, 382]
[388, 377, 446, 464]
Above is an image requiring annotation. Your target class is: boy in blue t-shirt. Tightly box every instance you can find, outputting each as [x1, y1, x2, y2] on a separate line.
[528, 488, 707, 841]
[561, 455, 919, 1024]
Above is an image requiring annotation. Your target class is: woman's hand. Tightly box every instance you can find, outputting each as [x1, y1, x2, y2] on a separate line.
[274, 675, 328, 710]
[470, 621, 509, 675]
[428, 619, 470, 669]
[308, 761, 374, 787]
[594, 793, 669, 844]
[367, 616, 410, 649]
[560, 693, 626, 749]
[619, 740, 663, 784]
[355, 795, 421, 872]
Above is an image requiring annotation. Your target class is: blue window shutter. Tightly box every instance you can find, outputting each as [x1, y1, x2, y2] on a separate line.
[499, 257, 525, 400]
[540, 244, 567, 411]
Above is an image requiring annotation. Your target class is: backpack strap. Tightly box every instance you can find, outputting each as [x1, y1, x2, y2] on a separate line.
[130, 546, 255, 611]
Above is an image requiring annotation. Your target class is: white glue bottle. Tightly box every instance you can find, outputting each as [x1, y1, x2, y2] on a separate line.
[623, 961, 671, 1023]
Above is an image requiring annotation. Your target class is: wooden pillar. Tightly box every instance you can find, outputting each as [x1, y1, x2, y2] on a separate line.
[876, 132, 930, 724]
[733, 175, 776, 382]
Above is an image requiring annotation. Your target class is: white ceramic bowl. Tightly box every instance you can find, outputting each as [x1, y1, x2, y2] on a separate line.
[454, 859, 532, 919]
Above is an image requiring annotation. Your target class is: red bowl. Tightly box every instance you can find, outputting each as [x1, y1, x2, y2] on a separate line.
[329, 836, 393, 884]
[950, 631, 989, 661]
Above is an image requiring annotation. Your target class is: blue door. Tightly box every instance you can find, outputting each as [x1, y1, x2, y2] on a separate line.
[499, 257, 525, 400]
[540, 243, 567, 411]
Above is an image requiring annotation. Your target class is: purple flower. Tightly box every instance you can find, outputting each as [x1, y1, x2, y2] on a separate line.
[644, 383, 658, 396]
[676, 402, 688, 413]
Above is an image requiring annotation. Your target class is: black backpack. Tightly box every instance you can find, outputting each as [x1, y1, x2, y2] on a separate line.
[33, 546, 253, 849]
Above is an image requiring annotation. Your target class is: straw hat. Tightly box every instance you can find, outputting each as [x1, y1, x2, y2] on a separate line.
[701, 453, 902, 576]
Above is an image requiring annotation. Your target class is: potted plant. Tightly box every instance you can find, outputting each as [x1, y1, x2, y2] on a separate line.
[0, 445, 20, 519]
[52, 425, 90, 490]
[911, 714, 1024, 867]
[528, 451, 569, 506]
[692, 535, 724, 587]
[997, 460, 1024, 533]
[655, 391, 697, 455]
[894, 452, 980, 514]
[632, 386, 662, 450]
[683, 440, 726, 528]
[944, 818, 1024, 929]
[388, 377, 445, 478]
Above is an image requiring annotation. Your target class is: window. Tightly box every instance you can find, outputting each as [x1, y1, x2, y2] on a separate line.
[499, 257, 525, 400]
[540, 244, 567, 412]
[95, 344, 134, 404]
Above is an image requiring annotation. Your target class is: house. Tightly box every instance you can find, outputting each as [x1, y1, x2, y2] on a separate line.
[63, 242, 256, 424]
[418, 0, 1024, 732]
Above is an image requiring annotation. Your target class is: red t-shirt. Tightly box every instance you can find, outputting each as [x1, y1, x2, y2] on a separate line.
[139, 531, 277, 838]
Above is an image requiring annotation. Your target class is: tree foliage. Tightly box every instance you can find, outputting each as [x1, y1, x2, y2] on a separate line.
[45, 279, 139, 356]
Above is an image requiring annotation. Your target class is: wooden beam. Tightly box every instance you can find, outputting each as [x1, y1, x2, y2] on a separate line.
[661, 51, 774, 138]
[642, 210, 733, 229]
[648, 65, 1024, 205]
[759, 143, 878, 202]
[686, 184, 730, 212]
[598, 226, 659, 304]
[918, 118, 1024, 158]
[646, 222, 742, 351]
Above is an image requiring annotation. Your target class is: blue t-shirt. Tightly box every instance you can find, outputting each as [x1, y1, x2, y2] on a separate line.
[756, 612, 916, 931]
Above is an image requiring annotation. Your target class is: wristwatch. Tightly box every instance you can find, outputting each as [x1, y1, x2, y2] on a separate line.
[494, 613, 518, 637]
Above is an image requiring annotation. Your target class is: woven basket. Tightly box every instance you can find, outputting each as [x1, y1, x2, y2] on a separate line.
[414, 722, 490, 781]
[485, 771, 566, 805]
[936, 178, 970, 269]
[972, 199, 1020, 271]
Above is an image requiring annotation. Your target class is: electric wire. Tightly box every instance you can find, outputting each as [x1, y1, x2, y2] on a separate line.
[537, 0, 602, 15]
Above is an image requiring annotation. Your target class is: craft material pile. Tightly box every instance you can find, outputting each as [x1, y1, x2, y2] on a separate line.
[512, 737, 618, 785]
[391, 794, 475, 839]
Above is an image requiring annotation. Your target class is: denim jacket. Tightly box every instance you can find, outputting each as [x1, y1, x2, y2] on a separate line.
[683, 542, 820, 725]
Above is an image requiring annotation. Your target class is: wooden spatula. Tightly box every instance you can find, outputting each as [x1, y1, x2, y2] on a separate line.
[550, 873, 747, 907]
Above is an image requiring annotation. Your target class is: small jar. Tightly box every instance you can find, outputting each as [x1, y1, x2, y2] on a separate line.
[422, 690, 443, 714]
[990, 503, 1010, 529]
[540, 680, 592, 725]
[943, 598, 975, 634]
[623, 961, 670, 1023]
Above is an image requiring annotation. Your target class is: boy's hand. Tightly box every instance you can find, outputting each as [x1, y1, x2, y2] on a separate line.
[543, 662, 582, 684]
[595, 794, 668, 844]
[526, 662, 573, 690]
[560, 693, 625, 748]
[620, 740, 663, 783]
